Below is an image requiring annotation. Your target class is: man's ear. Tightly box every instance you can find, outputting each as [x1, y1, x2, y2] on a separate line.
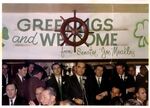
[51, 95, 56, 101]
[119, 93, 122, 97]
[123, 66, 125, 70]
[15, 89, 17, 94]
[94, 69, 96, 73]
[136, 93, 139, 97]
[75, 66, 77, 71]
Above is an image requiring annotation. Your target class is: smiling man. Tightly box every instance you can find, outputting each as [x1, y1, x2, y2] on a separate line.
[2, 83, 28, 105]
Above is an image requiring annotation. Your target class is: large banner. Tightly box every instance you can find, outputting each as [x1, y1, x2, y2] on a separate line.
[2, 4, 148, 59]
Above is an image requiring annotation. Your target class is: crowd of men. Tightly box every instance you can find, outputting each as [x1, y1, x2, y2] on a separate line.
[2, 61, 148, 105]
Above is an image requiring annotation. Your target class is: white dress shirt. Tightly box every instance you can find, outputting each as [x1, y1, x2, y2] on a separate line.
[9, 96, 16, 105]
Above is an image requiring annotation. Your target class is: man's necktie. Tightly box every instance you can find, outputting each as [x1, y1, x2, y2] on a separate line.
[58, 77, 62, 100]
[120, 75, 124, 81]
[58, 77, 61, 86]
[10, 99, 13, 105]
[79, 76, 88, 105]
[79, 76, 84, 90]
[97, 77, 101, 88]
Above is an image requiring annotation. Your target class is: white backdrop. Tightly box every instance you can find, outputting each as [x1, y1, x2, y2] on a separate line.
[2, 13, 148, 59]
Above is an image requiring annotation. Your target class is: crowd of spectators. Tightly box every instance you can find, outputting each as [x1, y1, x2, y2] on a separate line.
[2, 61, 148, 106]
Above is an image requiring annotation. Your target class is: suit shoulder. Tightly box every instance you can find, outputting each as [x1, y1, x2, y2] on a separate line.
[16, 96, 28, 105]
[2, 95, 9, 105]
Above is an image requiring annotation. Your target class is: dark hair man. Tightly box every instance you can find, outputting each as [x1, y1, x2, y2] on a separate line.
[12, 64, 28, 98]
[2, 83, 28, 105]
[67, 62, 90, 105]
[46, 62, 68, 102]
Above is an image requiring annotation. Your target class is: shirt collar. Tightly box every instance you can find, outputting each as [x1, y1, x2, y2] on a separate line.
[137, 98, 143, 105]
[3, 73, 8, 78]
[55, 76, 61, 83]
[75, 74, 82, 82]
[17, 74, 23, 82]
[9, 96, 16, 105]
[119, 74, 125, 77]
[95, 76, 102, 80]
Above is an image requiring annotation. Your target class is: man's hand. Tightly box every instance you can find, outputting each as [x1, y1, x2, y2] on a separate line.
[73, 98, 84, 105]
[96, 91, 108, 100]
[29, 100, 36, 105]
[126, 87, 135, 93]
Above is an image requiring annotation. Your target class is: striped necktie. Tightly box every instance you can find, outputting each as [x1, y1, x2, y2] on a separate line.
[79, 76, 84, 90]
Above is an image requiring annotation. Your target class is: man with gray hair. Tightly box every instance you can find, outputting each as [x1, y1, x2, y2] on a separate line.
[40, 87, 57, 105]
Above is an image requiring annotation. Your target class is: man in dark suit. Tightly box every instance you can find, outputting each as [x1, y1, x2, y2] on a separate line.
[128, 65, 137, 82]
[25, 61, 35, 79]
[136, 65, 148, 90]
[12, 64, 28, 98]
[2, 63, 12, 95]
[67, 62, 90, 105]
[90, 65, 110, 105]
[111, 63, 135, 101]
[108, 86, 124, 105]
[2, 83, 28, 105]
[46, 62, 68, 102]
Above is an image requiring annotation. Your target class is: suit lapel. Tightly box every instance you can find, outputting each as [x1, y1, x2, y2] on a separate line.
[14, 97, 17, 105]
[14, 96, 22, 105]
[95, 77, 102, 91]
[62, 76, 65, 85]
[51, 75, 59, 90]
[16, 74, 22, 84]
[52, 75, 58, 85]
[73, 75, 83, 91]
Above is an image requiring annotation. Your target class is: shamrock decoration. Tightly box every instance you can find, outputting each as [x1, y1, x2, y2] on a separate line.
[134, 19, 148, 47]
[2, 27, 9, 47]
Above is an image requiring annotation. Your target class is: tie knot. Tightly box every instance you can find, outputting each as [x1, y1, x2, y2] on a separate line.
[120, 75, 123, 80]
[97, 77, 101, 86]
[79, 76, 83, 84]
[57, 77, 61, 85]
[79, 76, 85, 90]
